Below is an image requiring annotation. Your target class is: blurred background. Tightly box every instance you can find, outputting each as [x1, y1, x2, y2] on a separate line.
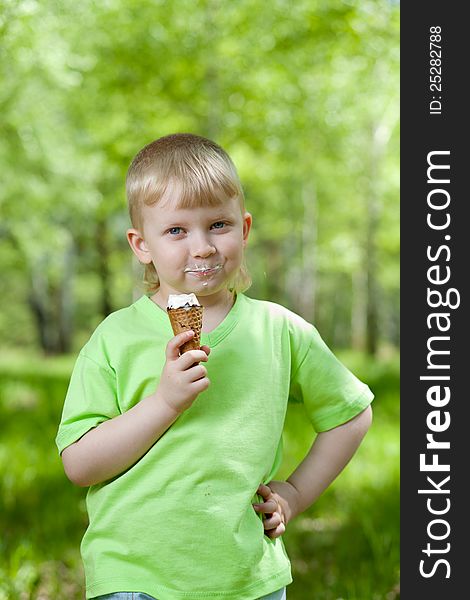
[0, 0, 399, 598]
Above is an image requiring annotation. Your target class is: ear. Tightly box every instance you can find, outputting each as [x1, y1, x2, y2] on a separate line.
[126, 228, 153, 264]
[242, 212, 252, 247]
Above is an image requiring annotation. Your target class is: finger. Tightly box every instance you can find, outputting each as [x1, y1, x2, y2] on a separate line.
[253, 499, 278, 514]
[190, 376, 210, 394]
[257, 483, 272, 499]
[200, 345, 211, 356]
[178, 349, 209, 370]
[266, 522, 286, 539]
[184, 364, 207, 382]
[166, 331, 195, 359]
[263, 513, 282, 530]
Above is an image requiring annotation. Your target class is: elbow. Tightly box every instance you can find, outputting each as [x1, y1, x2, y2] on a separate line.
[359, 404, 373, 435]
[345, 405, 373, 440]
[63, 463, 90, 488]
[68, 472, 92, 488]
[69, 477, 90, 488]
[61, 446, 92, 488]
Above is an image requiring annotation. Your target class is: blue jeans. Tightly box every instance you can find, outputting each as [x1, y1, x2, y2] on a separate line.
[92, 587, 286, 600]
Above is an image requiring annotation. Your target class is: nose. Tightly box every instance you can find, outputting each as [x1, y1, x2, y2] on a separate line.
[190, 232, 216, 258]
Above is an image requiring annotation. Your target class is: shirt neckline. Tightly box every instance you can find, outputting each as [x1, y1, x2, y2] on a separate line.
[137, 292, 244, 348]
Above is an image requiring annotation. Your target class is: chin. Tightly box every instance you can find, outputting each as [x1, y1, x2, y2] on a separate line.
[194, 280, 230, 295]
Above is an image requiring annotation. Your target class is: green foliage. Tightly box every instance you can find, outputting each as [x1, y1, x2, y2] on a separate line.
[0, 351, 398, 599]
[1, 0, 399, 352]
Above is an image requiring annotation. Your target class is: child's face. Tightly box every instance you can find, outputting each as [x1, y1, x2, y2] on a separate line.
[127, 195, 252, 301]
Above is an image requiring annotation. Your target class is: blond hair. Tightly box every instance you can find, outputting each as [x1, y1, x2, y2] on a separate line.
[126, 133, 251, 294]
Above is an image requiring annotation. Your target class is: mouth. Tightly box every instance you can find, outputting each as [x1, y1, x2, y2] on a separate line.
[184, 264, 223, 278]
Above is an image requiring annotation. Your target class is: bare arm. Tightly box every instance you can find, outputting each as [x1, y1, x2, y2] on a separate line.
[61, 392, 180, 487]
[254, 405, 373, 536]
[62, 331, 210, 487]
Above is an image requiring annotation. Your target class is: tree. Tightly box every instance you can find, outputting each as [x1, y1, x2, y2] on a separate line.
[1, 0, 399, 355]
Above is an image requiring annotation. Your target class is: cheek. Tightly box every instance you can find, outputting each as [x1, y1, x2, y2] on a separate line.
[150, 242, 184, 267]
[224, 229, 244, 249]
[221, 235, 244, 262]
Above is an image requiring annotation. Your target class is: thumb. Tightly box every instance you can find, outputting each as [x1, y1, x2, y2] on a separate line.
[257, 483, 272, 499]
[166, 330, 194, 359]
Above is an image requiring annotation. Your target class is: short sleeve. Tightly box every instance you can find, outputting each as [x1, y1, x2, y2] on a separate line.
[55, 352, 120, 454]
[289, 326, 374, 432]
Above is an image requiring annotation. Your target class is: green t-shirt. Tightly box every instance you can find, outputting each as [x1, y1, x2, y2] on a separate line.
[56, 293, 373, 600]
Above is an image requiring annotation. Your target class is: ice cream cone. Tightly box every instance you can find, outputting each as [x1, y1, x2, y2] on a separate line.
[167, 294, 203, 353]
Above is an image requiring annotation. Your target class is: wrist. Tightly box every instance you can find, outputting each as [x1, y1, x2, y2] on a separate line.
[284, 479, 302, 522]
[151, 390, 183, 419]
[267, 479, 301, 525]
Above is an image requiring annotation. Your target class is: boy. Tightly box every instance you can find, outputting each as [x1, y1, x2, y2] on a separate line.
[56, 133, 373, 600]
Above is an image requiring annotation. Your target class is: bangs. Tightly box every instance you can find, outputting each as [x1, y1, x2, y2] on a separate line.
[140, 170, 240, 211]
[126, 135, 245, 228]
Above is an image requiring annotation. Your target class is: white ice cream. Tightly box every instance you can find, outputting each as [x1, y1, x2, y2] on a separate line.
[167, 293, 200, 309]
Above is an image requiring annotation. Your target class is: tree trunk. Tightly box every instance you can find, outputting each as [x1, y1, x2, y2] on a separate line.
[29, 259, 55, 355]
[351, 268, 366, 351]
[288, 181, 318, 323]
[364, 120, 388, 356]
[204, 0, 221, 140]
[365, 186, 380, 356]
[27, 238, 76, 355]
[57, 238, 76, 353]
[362, 63, 397, 355]
[264, 239, 285, 301]
[285, 181, 317, 322]
[96, 217, 113, 318]
[299, 182, 317, 323]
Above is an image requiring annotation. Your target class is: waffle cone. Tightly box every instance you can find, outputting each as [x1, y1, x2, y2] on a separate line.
[167, 305, 204, 353]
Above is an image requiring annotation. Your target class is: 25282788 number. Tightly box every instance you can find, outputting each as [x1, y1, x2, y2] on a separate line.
[429, 26, 442, 93]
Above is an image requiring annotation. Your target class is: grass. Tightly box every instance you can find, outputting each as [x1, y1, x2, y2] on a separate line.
[0, 350, 399, 599]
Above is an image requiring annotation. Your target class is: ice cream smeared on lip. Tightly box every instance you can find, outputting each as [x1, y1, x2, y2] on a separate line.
[184, 264, 223, 276]
[167, 293, 200, 310]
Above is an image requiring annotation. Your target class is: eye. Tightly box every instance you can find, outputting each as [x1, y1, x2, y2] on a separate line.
[168, 227, 183, 235]
[211, 221, 226, 230]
